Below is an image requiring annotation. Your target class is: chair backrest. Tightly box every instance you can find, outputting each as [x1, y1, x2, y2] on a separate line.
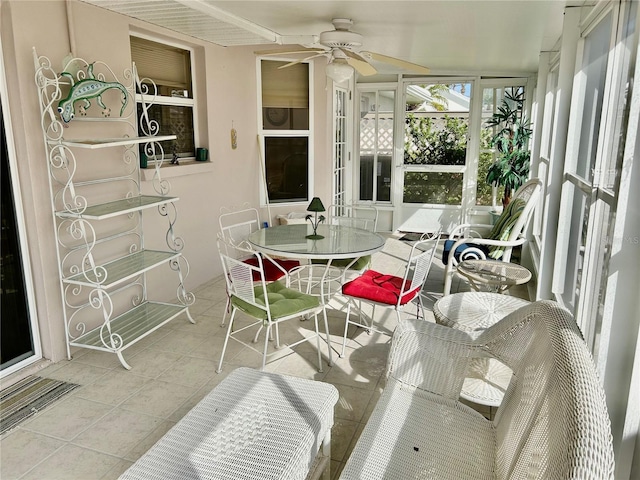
[218, 243, 269, 316]
[487, 178, 542, 260]
[397, 231, 440, 306]
[328, 204, 378, 232]
[478, 301, 614, 479]
[218, 207, 261, 256]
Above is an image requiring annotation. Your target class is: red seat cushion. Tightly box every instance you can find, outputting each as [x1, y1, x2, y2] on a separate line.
[244, 257, 300, 282]
[342, 270, 418, 306]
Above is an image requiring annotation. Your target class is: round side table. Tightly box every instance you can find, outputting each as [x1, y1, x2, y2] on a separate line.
[457, 259, 531, 293]
[434, 292, 530, 407]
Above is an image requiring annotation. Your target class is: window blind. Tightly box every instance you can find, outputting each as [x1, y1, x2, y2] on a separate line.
[131, 37, 191, 89]
[261, 60, 309, 108]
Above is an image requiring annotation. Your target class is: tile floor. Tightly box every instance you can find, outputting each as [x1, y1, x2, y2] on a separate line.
[0, 235, 529, 480]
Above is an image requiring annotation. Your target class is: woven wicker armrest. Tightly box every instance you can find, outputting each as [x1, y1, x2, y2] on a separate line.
[387, 318, 478, 399]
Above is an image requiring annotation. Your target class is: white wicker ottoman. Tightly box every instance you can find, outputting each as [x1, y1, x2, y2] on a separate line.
[120, 367, 339, 480]
[433, 292, 530, 407]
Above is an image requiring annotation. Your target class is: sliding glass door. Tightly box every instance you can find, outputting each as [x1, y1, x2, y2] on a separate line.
[1, 94, 41, 376]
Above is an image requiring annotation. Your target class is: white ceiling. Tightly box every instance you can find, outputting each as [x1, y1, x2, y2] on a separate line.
[82, 0, 581, 75]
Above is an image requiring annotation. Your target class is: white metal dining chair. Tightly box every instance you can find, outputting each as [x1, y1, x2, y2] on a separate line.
[339, 232, 439, 357]
[304, 204, 380, 304]
[216, 244, 333, 373]
[323, 204, 379, 273]
[286, 204, 378, 309]
[218, 206, 300, 326]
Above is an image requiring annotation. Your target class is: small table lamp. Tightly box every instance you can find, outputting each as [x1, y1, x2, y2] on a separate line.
[305, 197, 326, 239]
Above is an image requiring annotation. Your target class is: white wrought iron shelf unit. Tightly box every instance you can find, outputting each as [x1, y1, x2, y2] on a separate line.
[33, 49, 195, 370]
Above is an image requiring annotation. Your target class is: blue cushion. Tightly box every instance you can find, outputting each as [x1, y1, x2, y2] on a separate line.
[442, 239, 491, 265]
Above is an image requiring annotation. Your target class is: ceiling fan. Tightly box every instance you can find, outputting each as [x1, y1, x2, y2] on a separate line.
[258, 18, 430, 81]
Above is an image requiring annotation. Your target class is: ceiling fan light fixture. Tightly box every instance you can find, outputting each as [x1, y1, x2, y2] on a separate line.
[326, 59, 353, 83]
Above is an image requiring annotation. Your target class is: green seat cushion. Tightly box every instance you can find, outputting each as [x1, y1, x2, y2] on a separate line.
[231, 281, 319, 321]
[311, 255, 371, 271]
[487, 198, 527, 259]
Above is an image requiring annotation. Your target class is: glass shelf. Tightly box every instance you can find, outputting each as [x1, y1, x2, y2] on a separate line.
[56, 194, 178, 220]
[53, 135, 177, 149]
[64, 249, 180, 288]
[70, 301, 187, 351]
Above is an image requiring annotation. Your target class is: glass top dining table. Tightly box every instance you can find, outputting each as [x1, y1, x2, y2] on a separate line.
[247, 224, 386, 260]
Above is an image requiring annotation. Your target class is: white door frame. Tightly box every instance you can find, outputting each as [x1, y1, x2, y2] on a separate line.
[0, 37, 43, 378]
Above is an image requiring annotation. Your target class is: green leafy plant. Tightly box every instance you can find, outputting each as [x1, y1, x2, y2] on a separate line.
[404, 114, 467, 166]
[485, 88, 532, 207]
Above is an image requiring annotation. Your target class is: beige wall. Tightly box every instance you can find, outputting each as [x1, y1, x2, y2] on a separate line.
[1, 0, 331, 362]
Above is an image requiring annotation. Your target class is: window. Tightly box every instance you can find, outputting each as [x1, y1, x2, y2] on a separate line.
[477, 83, 528, 206]
[402, 82, 470, 205]
[533, 64, 558, 246]
[332, 86, 349, 208]
[131, 36, 196, 162]
[260, 60, 311, 203]
[358, 89, 394, 202]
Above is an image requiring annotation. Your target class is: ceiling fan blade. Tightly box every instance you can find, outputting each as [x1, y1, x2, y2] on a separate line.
[278, 52, 327, 69]
[346, 57, 377, 76]
[254, 48, 325, 56]
[339, 49, 377, 76]
[341, 49, 368, 63]
[362, 51, 430, 74]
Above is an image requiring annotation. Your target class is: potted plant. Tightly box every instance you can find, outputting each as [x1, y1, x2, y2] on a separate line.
[485, 88, 532, 208]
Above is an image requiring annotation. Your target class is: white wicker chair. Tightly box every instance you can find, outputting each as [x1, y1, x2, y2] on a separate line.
[340, 300, 614, 479]
[442, 178, 542, 295]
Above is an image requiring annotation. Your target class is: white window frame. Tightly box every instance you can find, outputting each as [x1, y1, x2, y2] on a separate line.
[553, 2, 625, 352]
[130, 32, 198, 163]
[357, 83, 398, 205]
[532, 56, 560, 252]
[332, 84, 352, 208]
[257, 57, 314, 207]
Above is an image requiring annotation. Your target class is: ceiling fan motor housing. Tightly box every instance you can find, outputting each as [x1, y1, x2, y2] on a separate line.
[319, 30, 363, 49]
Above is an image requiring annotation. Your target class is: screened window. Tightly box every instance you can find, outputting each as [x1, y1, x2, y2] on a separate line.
[260, 60, 311, 203]
[358, 90, 393, 202]
[402, 82, 470, 205]
[131, 36, 195, 161]
[477, 84, 528, 206]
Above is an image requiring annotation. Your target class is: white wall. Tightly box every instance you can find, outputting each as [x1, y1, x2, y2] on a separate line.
[0, 0, 332, 362]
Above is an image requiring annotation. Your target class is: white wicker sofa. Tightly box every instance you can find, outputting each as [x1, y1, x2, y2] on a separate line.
[340, 300, 615, 479]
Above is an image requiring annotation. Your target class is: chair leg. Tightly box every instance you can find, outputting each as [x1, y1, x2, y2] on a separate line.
[217, 308, 236, 373]
[321, 306, 333, 366]
[220, 293, 230, 327]
[253, 325, 264, 343]
[341, 301, 352, 358]
[443, 266, 454, 295]
[262, 324, 271, 371]
[369, 304, 376, 333]
[314, 312, 323, 373]
[416, 295, 425, 320]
